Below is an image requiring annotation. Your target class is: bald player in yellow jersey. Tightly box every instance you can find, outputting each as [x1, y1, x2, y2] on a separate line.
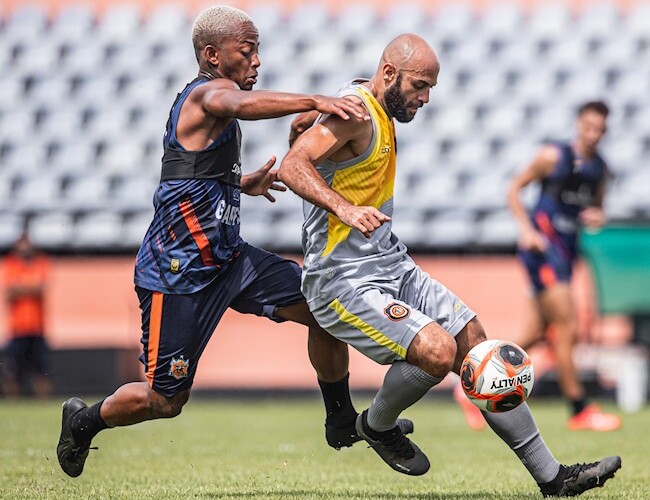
[278, 34, 621, 496]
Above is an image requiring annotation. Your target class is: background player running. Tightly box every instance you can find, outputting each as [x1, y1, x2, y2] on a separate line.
[507, 101, 621, 432]
[56, 5, 400, 478]
[279, 34, 621, 497]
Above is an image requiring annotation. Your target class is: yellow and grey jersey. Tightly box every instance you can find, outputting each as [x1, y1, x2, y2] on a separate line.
[301, 80, 416, 307]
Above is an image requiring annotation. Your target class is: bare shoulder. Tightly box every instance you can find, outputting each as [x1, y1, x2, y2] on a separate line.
[189, 78, 238, 102]
[538, 144, 561, 163]
[529, 144, 561, 177]
[320, 107, 371, 138]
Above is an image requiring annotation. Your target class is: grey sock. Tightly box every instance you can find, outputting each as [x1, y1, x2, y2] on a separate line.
[483, 403, 560, 483]
[367, 361, 443, 431]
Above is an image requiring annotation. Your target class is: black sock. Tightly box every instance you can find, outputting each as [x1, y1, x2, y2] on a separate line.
[71, 399, 109, 445]
[571, 398, 587, 416]
[318, 373, 357, 424]
[360, 410, 397, 440]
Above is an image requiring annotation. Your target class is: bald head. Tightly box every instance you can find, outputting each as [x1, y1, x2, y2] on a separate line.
[373, 34, 439, 123]
[380, 34, 439, 76]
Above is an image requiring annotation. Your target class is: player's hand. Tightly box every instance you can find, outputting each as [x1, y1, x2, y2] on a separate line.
[579, 207, 606, 228]
[241, 156, 287, 202]
[335, 205, 390, 238]
[313, 96, 370, 122]
[519, 228, 547, 253]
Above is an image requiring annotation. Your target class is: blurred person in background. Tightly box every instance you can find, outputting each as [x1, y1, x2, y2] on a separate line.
[55, 5, 402, 479]
[507, 101, 621, 431]
[2, 232, 52, 398]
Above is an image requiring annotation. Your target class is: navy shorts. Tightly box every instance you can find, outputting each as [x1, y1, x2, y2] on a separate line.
[518, 243, 574, 294]
[137, 243, 305, 397]
[4, 335, 49, 379]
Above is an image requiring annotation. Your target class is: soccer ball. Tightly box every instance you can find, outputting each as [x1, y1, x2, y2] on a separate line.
[460, 339, 534, 413]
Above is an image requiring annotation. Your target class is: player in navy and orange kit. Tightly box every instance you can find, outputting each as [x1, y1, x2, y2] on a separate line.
[56, 5, 393, 478]
[507, 101, 621, 431]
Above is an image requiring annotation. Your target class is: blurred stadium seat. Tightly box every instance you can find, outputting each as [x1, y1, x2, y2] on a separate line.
[0, 0, 647, 253]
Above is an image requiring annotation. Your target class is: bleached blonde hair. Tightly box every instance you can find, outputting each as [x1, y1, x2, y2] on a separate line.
[191, 5, 255, 60]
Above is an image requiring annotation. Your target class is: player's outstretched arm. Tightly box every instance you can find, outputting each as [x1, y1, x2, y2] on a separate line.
[278, 116, 390, 238]
[201, 80, 369, 122]
[507, 145, 559, 252]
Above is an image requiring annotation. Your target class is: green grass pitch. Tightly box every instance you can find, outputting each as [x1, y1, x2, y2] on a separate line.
[1, 397, 647, 499]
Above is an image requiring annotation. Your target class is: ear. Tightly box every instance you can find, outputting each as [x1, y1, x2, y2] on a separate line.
[204, 45, 219, 66]
[382, 63, 397, 85]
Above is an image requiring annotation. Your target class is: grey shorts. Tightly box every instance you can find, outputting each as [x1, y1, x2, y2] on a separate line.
[310, 266, 476, 364]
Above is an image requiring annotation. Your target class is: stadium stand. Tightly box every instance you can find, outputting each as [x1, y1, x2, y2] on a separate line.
[0, 0, 648, 253]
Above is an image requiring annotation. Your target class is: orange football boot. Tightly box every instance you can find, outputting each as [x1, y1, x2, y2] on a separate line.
[567, 404, 622, 431]
[453, 383, 486, 431]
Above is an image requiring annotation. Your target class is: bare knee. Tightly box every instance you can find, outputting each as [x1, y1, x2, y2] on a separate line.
[551, 317, 579, 347]
[407, 325, 457, 378]
[147, 388, 190, 419]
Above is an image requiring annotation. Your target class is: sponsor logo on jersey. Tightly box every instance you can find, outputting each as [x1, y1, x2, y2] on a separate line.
[552, 213, 577, 234]
[170, 258, 181, 274]
[384, 302, 410, 321]
[453, 300, 463, 313]
[381, 145, 391, 154]
[560, 184, 594, 207]
[215, 200, 240, 226]
[231, 163, 242, 176]
[169, 356, 190, 380]
[324, 268, 336, 279]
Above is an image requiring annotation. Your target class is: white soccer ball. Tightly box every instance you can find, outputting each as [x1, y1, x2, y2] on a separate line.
[460, 339, 535, 413]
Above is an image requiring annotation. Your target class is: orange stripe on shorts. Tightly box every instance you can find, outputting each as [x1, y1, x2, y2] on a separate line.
[179, 198, 215, 266]
[535, 212, 556, 239]
[146, 292, 163, 386]
[539, 264, 557, 289]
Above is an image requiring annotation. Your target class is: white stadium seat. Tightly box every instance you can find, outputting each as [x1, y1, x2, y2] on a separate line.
[95, 4, 142, 44]
[49, 4, 95, 44]
[29, 212, 75, 249]
[73, 211, 124, 249]
[423, 210, 477, 248]
[476, 209, 520, 247]
[0, 213, 24, 249]
[62, 175, 111, 212]
[12, 174, 64, 214]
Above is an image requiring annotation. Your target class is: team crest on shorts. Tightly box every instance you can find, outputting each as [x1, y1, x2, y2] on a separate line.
[384, 303, 410, 321]
[169, 356, 190, 380]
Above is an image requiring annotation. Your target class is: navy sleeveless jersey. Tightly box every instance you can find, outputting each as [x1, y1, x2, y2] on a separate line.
[135, 78, 245, 294]
[530, 141, 608, 260]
